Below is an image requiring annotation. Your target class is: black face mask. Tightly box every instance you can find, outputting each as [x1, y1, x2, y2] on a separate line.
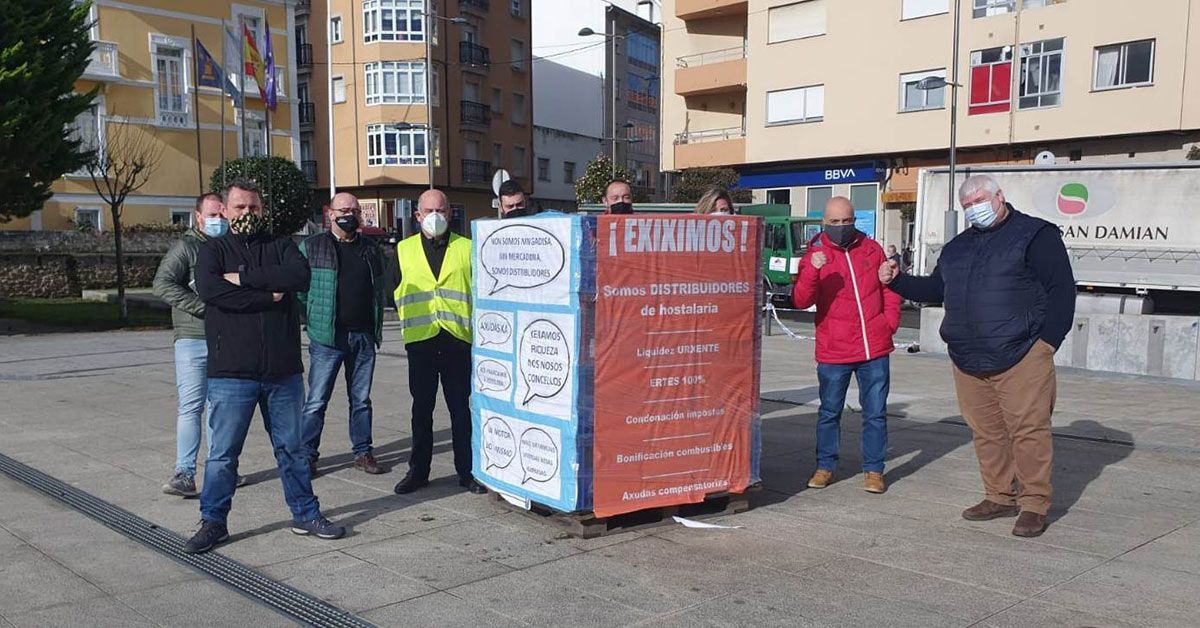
[825, 224, 857, 248]
[608, 202, 633, 215]
[502, 207, 532, 219]
[334, 215, 360, 234]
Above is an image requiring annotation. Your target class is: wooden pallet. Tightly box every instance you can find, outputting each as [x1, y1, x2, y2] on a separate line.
[495, 486, 759, 539]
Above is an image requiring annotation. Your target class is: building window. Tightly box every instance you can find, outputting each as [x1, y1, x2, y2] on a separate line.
[431, 128, 441, 167]
[153, 44, 188, 128]
[332, 76, 346, 103]
[766, 84, 824, 125]
[170, 209, 193, 227]
[68, 104, 103, 173]
[1018, 38, 1064, 109]
[972, 0, 1014, 18]
[492, 142, 503, 169]
[899, 69, 946, 111]
[766, 189, 791, 205]
[513, 146, 527, 176]
[768, 1, 826, 44]
[850, 184, 878, 211]
[364, 61, 426, 105]
[901, 0, 948, 19]
[244, 117, 268, 156]
[491, 87, 503, 114]
[366, 123, 428, 165]
[537, 158, 550, 181]
[1095, 39, 1154, 90]
[806, 186, 832, 217]
[563, 161, 576, 183]
[330, 16, 343, 43]
[510, 0, 523, 17]
[510, 39, 525, 71]
[627, 120, 656, 147]
[75, 207, 102, 232]
[627, 72, 657, 113]
[968, 46, 1013, 115]
[1022, 0, 1053, 8]
[626, 31, 658, 72]
[363, 0, 425, 43]
[512, 93, 526, 124]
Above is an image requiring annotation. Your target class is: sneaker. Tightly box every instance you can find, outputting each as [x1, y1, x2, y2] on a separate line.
[162, 472, 198, 497]
[354, 452, 385, 475]
[807, 469, 834, 489]
[961, 499, 1020, 521]
[291, 516, 346, 540]
[393, 471, 429, 494]
[863, 472, 887, 494]
[458, 475, 488, 494]
[183, 520, 229, 554]
[1012, 511, 1048, 537]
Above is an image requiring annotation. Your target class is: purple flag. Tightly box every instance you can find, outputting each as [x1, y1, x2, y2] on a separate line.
[264, 16, 277, 111]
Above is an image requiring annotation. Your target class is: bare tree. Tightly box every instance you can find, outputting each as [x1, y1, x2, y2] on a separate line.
[85, 115, 163, 323]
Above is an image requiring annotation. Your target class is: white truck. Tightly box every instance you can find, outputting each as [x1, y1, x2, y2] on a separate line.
[915, 162, 1200, 311]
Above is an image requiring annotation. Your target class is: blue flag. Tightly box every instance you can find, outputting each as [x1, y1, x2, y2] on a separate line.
[196, 40, 223, 89]
[263, 17, 277, 112]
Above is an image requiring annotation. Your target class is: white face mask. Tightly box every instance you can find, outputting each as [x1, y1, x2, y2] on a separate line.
[421, 211, 448, 237]
[964, 200, 998, 228]
[711, 210, 731, 216]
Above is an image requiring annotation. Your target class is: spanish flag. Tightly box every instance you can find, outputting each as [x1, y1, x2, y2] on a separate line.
[243, 24, 266, 100]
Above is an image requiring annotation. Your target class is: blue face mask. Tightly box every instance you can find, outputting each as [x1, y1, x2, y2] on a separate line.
[203, 217, 229, 237]
[964, 200, 997, 229]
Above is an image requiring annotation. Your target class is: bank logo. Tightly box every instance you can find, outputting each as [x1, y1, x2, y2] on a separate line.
[1056, 183, 1089, 216]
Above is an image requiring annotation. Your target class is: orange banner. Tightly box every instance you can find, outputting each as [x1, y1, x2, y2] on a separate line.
[592, 215, 762, 517]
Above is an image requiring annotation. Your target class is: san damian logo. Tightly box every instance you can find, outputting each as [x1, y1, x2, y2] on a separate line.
[1035, 179, 1117, 220]
[1056, 182, 1089, 216]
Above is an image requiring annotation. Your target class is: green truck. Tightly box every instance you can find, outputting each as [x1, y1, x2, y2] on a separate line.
[575, 203, 821, 308]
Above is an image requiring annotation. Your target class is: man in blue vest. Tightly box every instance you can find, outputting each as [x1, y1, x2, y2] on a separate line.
[881, 174, 1075, 538]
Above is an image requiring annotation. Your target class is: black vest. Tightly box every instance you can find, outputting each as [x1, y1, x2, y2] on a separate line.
[939, 208, 1052, 375]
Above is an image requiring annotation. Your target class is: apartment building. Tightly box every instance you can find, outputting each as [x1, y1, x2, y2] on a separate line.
[306, 0, 533, 234]
[3, 1, 299, 232]
[662, 0, 1200, 246]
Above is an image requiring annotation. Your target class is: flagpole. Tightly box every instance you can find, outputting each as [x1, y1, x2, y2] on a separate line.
[220, 20, 227, 190]
[191, 24, 203, 194]
[239, 23, 246, 161]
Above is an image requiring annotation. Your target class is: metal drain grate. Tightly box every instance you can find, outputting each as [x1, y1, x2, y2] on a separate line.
[0, 453, 375, 628]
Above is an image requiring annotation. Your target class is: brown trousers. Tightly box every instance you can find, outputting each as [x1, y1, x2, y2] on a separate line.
[952, 340, 1057, 515]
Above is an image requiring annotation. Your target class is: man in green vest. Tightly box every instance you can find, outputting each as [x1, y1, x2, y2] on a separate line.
[392, 189, 486, 495]
[298, 192, 387, 476]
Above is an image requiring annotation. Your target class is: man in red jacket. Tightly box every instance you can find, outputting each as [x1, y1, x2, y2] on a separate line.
[792, 196, 901, 494]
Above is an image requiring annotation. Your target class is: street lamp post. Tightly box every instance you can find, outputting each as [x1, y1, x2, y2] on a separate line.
[423, 6, 468, 190]
[579, 26, 626, 179]
[917, 0, 963, 252]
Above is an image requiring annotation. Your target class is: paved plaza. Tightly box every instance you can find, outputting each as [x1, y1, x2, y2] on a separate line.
[1, 321, 1198, 626]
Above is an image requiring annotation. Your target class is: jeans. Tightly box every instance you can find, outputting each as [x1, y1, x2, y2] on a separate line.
[815, 355, 890, 473]
[406, 336, 473, 479]
[200, 374, 321, 525]
[173, 339, 212, 475]
[302, 330, 377, 461]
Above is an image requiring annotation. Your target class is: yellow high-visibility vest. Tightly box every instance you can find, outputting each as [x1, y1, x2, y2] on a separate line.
[394, 233, 473, 344]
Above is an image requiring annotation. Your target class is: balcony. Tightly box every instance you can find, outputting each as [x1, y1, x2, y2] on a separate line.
[676, 0, 748, 21]
[82, 41, 120, 81]
[299, 102, 316, 130]
[673, 126, 746, 168]
[301, 160, 318, 183]
[460, 0, 489, 14]
[459, 41, 490, 71]
[675, 45, 746, 96]
[462, 159, 491, 184]
[460, 100, 491, 126]
[296, 0, 311, 16]
[297, 43, 313, 72]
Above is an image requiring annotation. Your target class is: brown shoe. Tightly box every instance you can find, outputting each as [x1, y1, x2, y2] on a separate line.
[354, 452, 385, 475]
[863, 472, 886, 494]
[962, 499, 1020, 521]
[1012, 511, 1047, 537]
[807, 469, 834, 489]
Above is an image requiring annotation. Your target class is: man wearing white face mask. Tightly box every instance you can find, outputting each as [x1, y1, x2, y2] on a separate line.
[392, 189, 487, 495]
[880, 174, 1075, 538]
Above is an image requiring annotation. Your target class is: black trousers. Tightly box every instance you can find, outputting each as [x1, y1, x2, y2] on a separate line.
[405, 334, 472, 478]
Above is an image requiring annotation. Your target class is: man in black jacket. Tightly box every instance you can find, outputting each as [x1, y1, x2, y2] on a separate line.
[184, 179, 345, 554]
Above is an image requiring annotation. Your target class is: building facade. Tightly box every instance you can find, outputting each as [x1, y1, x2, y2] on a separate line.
[306, 0, 533, 234]
[531, 0, 661, 209]
[3, 0, 300, 232]
[661, 0, 1200, 247]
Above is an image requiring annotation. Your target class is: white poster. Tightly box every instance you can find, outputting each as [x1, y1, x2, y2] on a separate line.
[473, 355, 514, 403]
[473, 217, 574, 306]
[478, 412, 563, 501]
[513, 310, 576, 420]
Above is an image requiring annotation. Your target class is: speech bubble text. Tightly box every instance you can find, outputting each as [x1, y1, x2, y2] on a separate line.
[482, 417, 517, 472]
[479, 224, 566, 296]
[475, 359, 513, 394]
[519, 427, 559, 484]
[519, 319, 570, 406]
[477, 311, 513, 348]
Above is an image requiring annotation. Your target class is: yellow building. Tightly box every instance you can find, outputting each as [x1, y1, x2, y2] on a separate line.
[4, 0, 300, 232]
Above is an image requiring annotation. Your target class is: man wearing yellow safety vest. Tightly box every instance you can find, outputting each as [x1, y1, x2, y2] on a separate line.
[393, 189, 488, 495]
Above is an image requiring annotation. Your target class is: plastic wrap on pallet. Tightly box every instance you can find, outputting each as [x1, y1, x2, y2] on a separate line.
[471, 214, 595, 512]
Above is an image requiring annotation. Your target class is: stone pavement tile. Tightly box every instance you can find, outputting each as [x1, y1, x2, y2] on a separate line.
[0, 546, 107, 615]
[360, 591, 530, 627]
[0, 479, 65, 524]
[343, 529, 514, 589]
[444, 568, 656, 627]
[411, 513, 584, 570]
[116, 579, 296, 627]
[259, 550, 437, 612]
[1118, 520, 1200, 576]
[650, 524, 840, 577]
[17, 531, 202, 596]
[977, 599, 1141, 628]
[1033, 558, 1200, 626]
[5, 596, 157, 628]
